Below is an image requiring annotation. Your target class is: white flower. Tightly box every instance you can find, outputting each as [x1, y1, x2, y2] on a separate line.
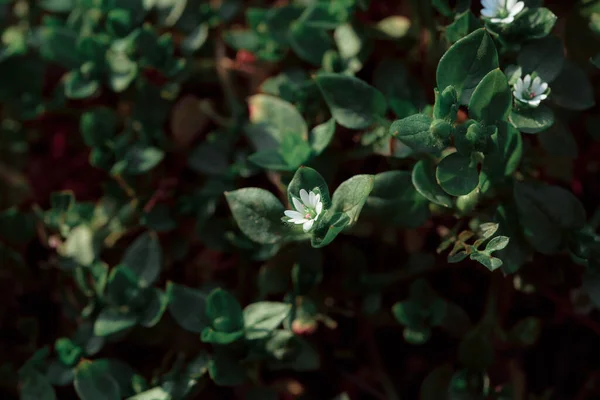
[481, 0, 525, 24]
[284, 189, 323, 232]
[513, 74, 549, 108]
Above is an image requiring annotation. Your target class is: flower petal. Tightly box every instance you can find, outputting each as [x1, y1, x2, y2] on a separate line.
[482, 0, 494, 8]
[300, 189, 310, 206]
[303, 219, 314, 232]
[481, 8, 497, 17]
[316, 201, 323, 216]
[506, 0, 516, 8]
[510, 1, 525, 16]
[538, 82, 548, 94]
[523, 74, 531, 87]
[292, 217, 309, 225]
[285, 210, 304, 219]
[308, 191, 316, 207]
[292, 197, 304, 213]
[528, 99, 541, 107]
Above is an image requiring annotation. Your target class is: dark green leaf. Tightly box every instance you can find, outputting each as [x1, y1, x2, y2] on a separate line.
[205, 288, 244, 333]
[166, 282, 209, 333]
[124, 145, 164, 175]
[121, 232, 162, 287]
[74, 361, 120, 400]
[310, 212, 350, 248]
[208, 349, 247, 387]
[365, 170, 430, 228]
[289, 24, 334, 66]
[310, 119, 336, 155]
[93, 308, 138, 337]
[20, 370, 57, 400]
[458, 328, 494, 371]
[246, 94, 308, 151]
[538, 120, 578, 158]
[37, 26, 81, 69]
[80, 108, 118, 147]
[412, 159, 453, 207]
[468, 69, 511, 124]
[316, 73, 387, 129]
[517, 36, 565, 82]
[225, 188, 286, 245]
[551, 61, 595, 110]
[437, 29, 499, 104]
[330, 174, 374, 226]
[514, 181, 586, 254]
[445, 11, 482, 44]
[509, 104, 554, 134]
[139, 289, 168, 327]
[436, 153, 479, 196]
[390, 114, 450, 153]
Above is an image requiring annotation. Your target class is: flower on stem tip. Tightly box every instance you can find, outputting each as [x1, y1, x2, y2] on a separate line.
[513, 74, 549, 108]
[481, 0, 525, 24]
[284, 189, 323, 232]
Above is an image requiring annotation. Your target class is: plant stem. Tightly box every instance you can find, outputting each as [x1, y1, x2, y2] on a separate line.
[366, 324, 401, 400]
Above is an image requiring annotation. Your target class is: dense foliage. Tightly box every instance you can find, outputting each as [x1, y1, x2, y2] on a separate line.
[3, 0, 600, 399]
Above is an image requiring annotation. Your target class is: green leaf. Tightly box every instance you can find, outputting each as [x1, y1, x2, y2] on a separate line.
[310, 212, 350, 248]
[370, 16, 411, 40]
[287, 167, 331, 209]
[436, 153, 479, 196]
[508, 317, 541, 346]
[330, 174, 374, 226]
[315, 73, 387, 129]
[246, 94, 308, 151]
[74, 361, 121, 400]
[364, 170, 430, 228]
[420, 365, 453, 400]
[484, 122, 523, 180]
[208, 349, 246, 387]
[55, 338, 83, 366]
[517, 36, 565, 82]
[205, 288, 244, 333]
[550, 61, 595, 111]
[496, 7, 557, 42]
[412, 160, 453, 207]
[181, 24, 210, 55]
[201, 328, 245, 345]
[436, 29, 499, 104]
[509, 104, 554, 134]
[37, 26, 81, 69]
[121, 232, 162, 287]
[61, 225, 95, 266]
[390, 114, 449, 153]
[20, 370, 57, 400]
[514, 181, 586, 254]
[538, 120, 578, 158]
[485, 236, 510, 252]
[166, 282, 209, 333]
[310, 119, 336, 155]
[139, 289, 168, 327]
[80, 108, 118, 147]
[445, 11, 482, 44]
[39, 0, 75, 12]
[468, 69, 511, 124]
[93, 307, 138, 337]
[470, 251, 503, 271]
[458, 328, 494, 371]
[289, 23, 334, 66]
[64, 70, 99, 99]
[225, 188, 286, 245]
[124, 145, 164, 175]
[243, 302, 291, 339]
